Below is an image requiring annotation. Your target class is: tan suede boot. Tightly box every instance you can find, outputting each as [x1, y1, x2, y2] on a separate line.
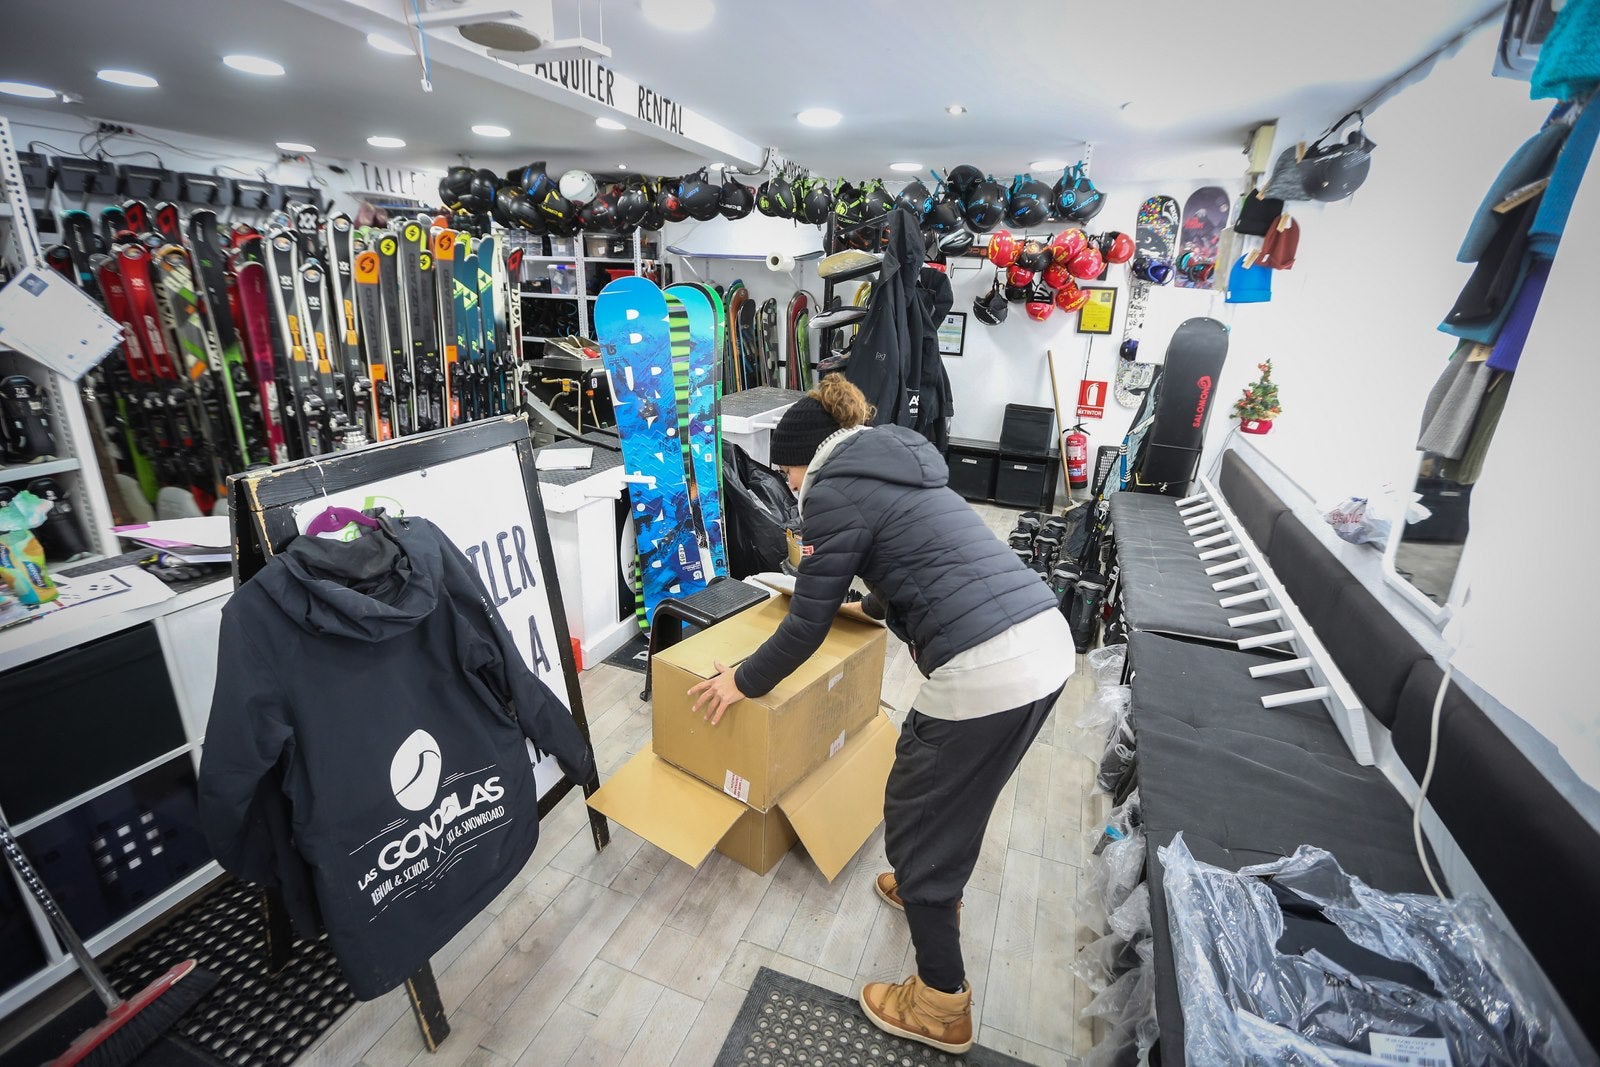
[876, 872, 962, 920]
[859, 974, 974, 1053]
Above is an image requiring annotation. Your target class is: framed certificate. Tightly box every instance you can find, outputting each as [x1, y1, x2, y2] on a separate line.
[938, 311, 967, 355]
[1077, 286, 1118, 335]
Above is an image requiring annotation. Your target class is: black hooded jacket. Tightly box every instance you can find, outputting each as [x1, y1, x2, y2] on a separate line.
[845, 205, 925, 428]
[734, 427, 1057, 698]
[198, 515, 594, 999]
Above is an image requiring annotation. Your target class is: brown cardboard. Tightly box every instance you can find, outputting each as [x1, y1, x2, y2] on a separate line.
[649, 597, 888, 811]
[587, 712, 899, 880]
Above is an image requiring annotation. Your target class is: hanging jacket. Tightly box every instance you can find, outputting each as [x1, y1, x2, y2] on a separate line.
[735, 426, 1057, 697]
[198, 515, 594, 999]
[913, 265, 955, 450]
[845, 205, 926, 427]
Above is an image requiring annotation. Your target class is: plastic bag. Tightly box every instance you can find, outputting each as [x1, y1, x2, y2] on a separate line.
[720, 441, 800, 578]
[1073, 930, 1145, 995]
[1089, 643, 1128, 687]
[1109, 882, 1151, 944]
[1078, 683, 1131, 730]
[1091, 830, 1145, 914]
[1158, 833, 1587, 1066]
[1322, 496, 1391, 546]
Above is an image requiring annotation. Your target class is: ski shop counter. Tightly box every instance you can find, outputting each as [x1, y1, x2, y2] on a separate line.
[721, 386, 804, 467]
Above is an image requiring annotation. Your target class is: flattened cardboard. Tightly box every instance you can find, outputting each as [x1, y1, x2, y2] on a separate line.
[651, 598, 887, 810]
[585, 748, 745, 868]
[776, 712, 898, 880]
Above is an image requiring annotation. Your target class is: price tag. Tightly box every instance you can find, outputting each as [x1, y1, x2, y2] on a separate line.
[1369, 1033, 1452, 1067]
[722, 770, 750, 804]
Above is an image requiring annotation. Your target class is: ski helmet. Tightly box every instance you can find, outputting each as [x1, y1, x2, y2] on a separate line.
[492, 186, 521, 227]
[862, 179, 894, 223]
[1006, 264, 1035, 288]
[558, 169, 597, 205]
[926, 196, 964, 233]
[537, 188, 578, 235]
[1306, 125, 1377, 202]
[507, 161, 554, 198]
[1026, 283, 1055, 321]
[986, 229, 1017, 267]
[1050, 229, 1088, 265]
[944, 164, 984, 199]
[937, 227, 975, 257]
[639, 193, 665, 230]
[440, 166, 475, 210]
[1055, 280, 1089, 312]
[769, 175, 797, 219]
[718, 179, 755, 220]
[656, 181, 690, 224]
[616, 183, 650, 226]
[1065, 175, 1105, 221]
[1102, 230, 1136, 265]
[896, 179, 932, 217]
[963, 178, 1008, 233]
[801, 180, 833, 226]
[1006, 175, 1052, 228]
[464, 168, 499, 214]
[833, 181, 867, 230]
[579, 193, 619, 232]
[1004, 280, 1031, 303]
[1068, 245, 1104, 280]
[755, 179, 780, 217]
[1016, 238, 1052, 273]
[973, 271, 1010, 325]
[510, 191, 546, 233]
[679, 170, 721, 221]
[1042, 262, 1072, 290]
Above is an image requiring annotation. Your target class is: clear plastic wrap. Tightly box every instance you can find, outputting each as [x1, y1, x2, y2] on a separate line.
[1109, 882, 1151, 944]
[1158, 833, 1589, 1066]
[1091, 831, 1146, 915]
[1089, 643, 1129, 687]
[1078, 683, 1132, 730]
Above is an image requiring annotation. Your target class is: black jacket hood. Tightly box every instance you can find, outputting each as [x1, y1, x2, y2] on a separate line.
[813, 425, 947, 491]
[256, 519, 439, 642]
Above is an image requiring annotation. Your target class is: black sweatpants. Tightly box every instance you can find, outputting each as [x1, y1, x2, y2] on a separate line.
[883, 687, 1061, 993]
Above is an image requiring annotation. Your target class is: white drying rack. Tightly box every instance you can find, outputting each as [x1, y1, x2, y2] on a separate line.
[1171, 475, 1375, 765]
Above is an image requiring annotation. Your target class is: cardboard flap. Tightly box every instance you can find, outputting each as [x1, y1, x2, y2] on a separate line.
[777, 713, 899, 881]
[660, 598, 846, 699]
[587, 749, 745, 869]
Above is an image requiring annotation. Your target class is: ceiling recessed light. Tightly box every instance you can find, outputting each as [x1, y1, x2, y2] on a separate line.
[0, 81, 57, 99]
[367, 32, 414, 55]
[889, 162, 922, 172]
[796, 107, 841, 129]
[641, 0, 715, 32]
[472, 124, 510, 137]
[617, 163, 628, 170]
[595, 116, 626, 131]
[223, 54, 285, 76]
[276, 141, 316, 153]
[946, 104, 967, 115]
[1030, 159, 1068, 171]
[97, 69, 159, 89]
[367, 135, 406, 149]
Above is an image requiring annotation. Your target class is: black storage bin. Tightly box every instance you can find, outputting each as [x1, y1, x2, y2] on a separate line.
[947, 448, 997, 501]
[996, 456, 1051, 508]
[999, 404, 1055, 456]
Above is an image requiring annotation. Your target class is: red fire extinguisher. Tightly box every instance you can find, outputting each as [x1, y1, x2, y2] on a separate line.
[1066, 425, 1089, 490]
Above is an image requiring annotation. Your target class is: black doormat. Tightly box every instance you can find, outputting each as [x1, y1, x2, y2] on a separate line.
[603, 632, 650, 673]
[1, 879, 356, 1067]
[714, 967, 1032, 1067]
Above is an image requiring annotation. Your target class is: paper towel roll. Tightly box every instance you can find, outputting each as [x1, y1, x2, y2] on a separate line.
[766, 251, 796, 272]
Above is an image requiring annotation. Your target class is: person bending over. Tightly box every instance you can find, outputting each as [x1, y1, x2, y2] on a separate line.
[690, 374, 1072, 1054]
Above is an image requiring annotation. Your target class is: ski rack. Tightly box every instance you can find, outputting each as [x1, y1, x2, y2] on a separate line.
[1174, 475, 1375, 765]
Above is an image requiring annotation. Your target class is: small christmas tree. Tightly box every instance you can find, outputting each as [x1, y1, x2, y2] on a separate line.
[1233, 360, 1282, 422]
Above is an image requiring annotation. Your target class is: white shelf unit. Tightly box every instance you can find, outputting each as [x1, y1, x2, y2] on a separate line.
[504, 229, 654, 348]
[0, 114, 117, 559]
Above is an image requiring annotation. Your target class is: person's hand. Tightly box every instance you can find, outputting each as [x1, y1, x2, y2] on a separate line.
[688, 660, 745, 726]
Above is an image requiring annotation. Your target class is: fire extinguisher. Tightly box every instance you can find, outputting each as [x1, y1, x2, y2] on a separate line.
[1066, 425, 1089, 491]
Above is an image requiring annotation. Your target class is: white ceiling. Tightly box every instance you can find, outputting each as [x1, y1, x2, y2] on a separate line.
[0, 0, 1506, 185]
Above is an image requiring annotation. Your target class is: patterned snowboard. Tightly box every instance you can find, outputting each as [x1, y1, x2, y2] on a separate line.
[595, 276, 710, 627]
[1115, 195, 1179, 408]
[1173, 186, 1230, 290]
[666, 283, 728, 578]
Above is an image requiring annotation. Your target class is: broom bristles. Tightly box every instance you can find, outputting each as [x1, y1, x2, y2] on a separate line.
[54, 959, 218, 1067]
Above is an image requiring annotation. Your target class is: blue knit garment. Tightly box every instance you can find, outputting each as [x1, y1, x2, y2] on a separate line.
[1531, 0, 1600, 101]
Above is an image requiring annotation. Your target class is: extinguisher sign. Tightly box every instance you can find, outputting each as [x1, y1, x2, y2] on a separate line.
[1077, 380, 1108, 419]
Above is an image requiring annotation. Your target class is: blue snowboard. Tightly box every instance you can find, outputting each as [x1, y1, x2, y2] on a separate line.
[667, 284, 727, 578]
[595, 277, 709, 626]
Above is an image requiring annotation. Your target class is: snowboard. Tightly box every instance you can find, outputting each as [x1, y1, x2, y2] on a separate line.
[758, 298, 779, 389]
[666, 283, 728, 578]
[737, 297, 760, 391]
[1116, 195, 1179, 408]
[594, 276, 710, 627]
[785, 290, 813, 391]
[1173, 186, 1229, 290]
[1126, 317, 1229, 496]
[723, 281, 748, 392]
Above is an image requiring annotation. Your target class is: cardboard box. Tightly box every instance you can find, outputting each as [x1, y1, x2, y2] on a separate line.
[588, 711, 898, 878]
[648, 597, 888, 811]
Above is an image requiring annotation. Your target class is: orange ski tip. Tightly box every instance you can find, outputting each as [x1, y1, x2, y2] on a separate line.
[433, 230, 456, 257]
[354, 251, 379, 281]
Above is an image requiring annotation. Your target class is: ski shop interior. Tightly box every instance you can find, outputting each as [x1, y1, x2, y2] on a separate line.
[0, 1, 1596, 1065]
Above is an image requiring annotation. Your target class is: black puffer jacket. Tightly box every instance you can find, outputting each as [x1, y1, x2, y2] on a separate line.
[735, 426, 1057, 697]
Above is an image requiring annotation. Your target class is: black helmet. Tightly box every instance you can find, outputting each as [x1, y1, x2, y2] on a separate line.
[1015, 238, 1053, 273]
[462, 168, 499, 214]
[1306, 124, 1376, 202]
[509, 191, 546, 233]
[926, 195, 964, 233]
[680, 170, 721, 221]
[833, 181, 867, 230]
[718, 179, 754, 220]
[769, 175, 796, 219]
[1006, 175, 1051, 228]
[1004, 280, 1031, 303]
[963, 177, 1008, 233]
[862, 179, 894, 223]
[578, 193, 618, 232]
[506, 161, 553, 198]
[638, 180, 666, 230]
[944, 164, 983, 199]
[492, 186, 520, 227]
[937, 227, 975, 257]
[1061, 163, 1104, 222]
[656, 181, 689, 223]
[616, 183, 650, 226]
[801, 180, 833, 225]
[896, 179, 932, 217]
[974, 271, 1010, 325]
[440, 166, 475, 210]
[755, 179, 780, 217]
[536, 187, 577, 235]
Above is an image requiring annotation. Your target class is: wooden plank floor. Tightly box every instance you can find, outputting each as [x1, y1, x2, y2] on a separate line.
[300, 504, 1110, 1067]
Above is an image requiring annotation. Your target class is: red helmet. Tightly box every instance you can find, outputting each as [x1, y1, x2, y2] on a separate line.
[1006, 264, 1036, 288]
[1055, 281, 1089, 312]
[1103, 231, 1136, 265]
[1040, 263, 1071, 290]
[1026, 288, 1055, 321]
[1050, 228, 1087, 265]
[986, 229, 1017, 267]
[1068, 245, 1105, 280]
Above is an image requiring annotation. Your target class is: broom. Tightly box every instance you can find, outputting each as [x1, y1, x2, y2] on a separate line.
[1, 815, 216, 1066]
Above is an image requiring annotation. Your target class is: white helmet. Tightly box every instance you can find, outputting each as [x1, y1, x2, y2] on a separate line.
[558, 169, 597, 205]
